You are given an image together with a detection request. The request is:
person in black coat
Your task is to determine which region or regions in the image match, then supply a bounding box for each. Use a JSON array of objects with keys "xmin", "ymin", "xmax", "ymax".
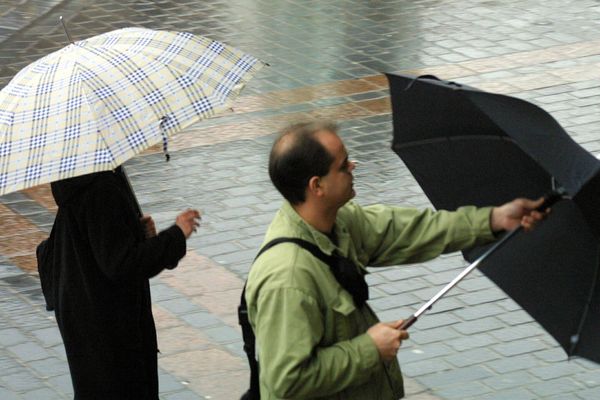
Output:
[{"xmin": 46, "ymin": 167, "xmax": 200, "ymax": 399}]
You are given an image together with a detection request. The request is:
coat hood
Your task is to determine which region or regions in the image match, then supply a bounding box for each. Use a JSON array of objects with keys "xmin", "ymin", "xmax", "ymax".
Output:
[{"xmin": 51, "ymin": 168, "xmax": 122, "ymax": 207}]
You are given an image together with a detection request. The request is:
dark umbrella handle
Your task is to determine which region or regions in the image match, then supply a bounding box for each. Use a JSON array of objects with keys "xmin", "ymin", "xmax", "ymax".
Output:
[
  {"xmin": 399, "ymin": 315, "xmax": 417, "ymax": 330},
  {"xmin": 536, "ymin": 189, "xmax": 566, "ymax": 212}
]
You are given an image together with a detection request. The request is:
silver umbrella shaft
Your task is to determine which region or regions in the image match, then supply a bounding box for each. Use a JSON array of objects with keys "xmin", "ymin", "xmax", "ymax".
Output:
[
  {"xmin": 400, "ymin": 228, "xmax": 520, "ymax": 330},
  {"xmin": 415, "ymin": 228, "xmax": 520, "ymax": 318},
  {"xmin": 399, "ymin": 190, "xmax": 564, "ymax": 331}
]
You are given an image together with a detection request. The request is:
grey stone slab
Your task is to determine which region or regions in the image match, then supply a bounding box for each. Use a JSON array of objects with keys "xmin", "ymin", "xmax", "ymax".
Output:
[
  {"xmin": 368, "ymin": 292, "xmax": 421, "ymax": 311},
  {"xmin": 486, "ymin": 354, "xmax": 540, "ymax": 374},
  {"xmin": 201, "ymin": 325, "xmax": 240, "ymax": 344},
  {"xmin": 435, "ymin": 381, "xmax": 493, "ymax": 399},
  {"xmin": 456, "ymin": 289, "xmax": 507, "ymax": 306},
  {"xmin": 453, "ymin": 317, "xmax": 505, "ymax": 335},
  {"xmin": 180, "ymin": 311, "xmax": 221, "ymax": 329},
  {"xmin": 47, "ymin": 374, "xmax": 73, "ymax": 396},
  {"xmin": 1, "ymin": 370, "xmax": 45, "ymax": 392},
  {"xmin": 8, "ymin": 342, "xmax": 52, "ymax": 362},
  {"xmin": 418, "ymin": 365, "xmax": 495, "ymax": 388},
  {"xmin": 158, "ymin": 372, "xmax": 188, "ymax": 393},
  {"xmin": 445, "ymin": 347, "xmax": 501, "ymax": 368},
  {"xmin": 0, "ymin": 328, "xmax": 29, "ymax": 346},
  {"xmin": 531, "ymin": 362, "xmax": 588, "ymax": 381},
  {"xmin": 475, "ymin": 387, "xmax": 538, "ymax": 400},
  {"xmin": 453, "ymin": 303, "xmax": 505, "ymax": 321},
  {"xmin": 399, "ymin": 343, "xmax": 455, "ymax": 364},
  {"xmin": 28, "ymin": 357, "xmax": 69, "ymax": 378},
  {"xmin": 402, "ymin": 358, "xmax": 453, "ymax": 377},
  {"xmin": 30, "ymin": 327, "xmax": 62, "ymax": 348},
  {"xmin": 447, "ymin": 333, "xmax": 498, "ymax": 352},
  {"xmin": 22, "ymin": 387, "xmax": 64, "ymax": 400},
  {"xmin": 493, "ymin": 337, "xmax": 550, "ymax": 357},
  {"xmin": 482, "ymin": 370, "xmax": 539, "ymax": 390},
  {"xmin": 0, "ymin": 387, "xmax": 21, "ymax": 400},
  {"xmin": 157, "ymin": 297, "xmax": 200, "ymax": 315},
  {"xmin": 164, "ymin": 390, "xmax": 206, "ymax": 400},
  {"xmin": 576, "ymin": 386, "xmax": 600, "ymax": 400},
  {"xmin": 526, "ymin": 377, "xmax": 585, "ymax": 398}
]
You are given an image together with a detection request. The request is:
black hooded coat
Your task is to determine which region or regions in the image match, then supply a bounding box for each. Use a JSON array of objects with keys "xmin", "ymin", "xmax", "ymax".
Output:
[{"xmin": 48, "ymin": 168, "xmax": 186, "ymax": 399}]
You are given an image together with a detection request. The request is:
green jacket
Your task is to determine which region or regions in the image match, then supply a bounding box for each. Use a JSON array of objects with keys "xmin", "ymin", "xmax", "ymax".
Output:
[{"xmin": 245, "ymin": 201, "xmax": 495, "ymax": 399}]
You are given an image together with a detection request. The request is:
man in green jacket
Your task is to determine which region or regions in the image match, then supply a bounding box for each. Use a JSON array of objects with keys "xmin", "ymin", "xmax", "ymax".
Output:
[{"xmin": 245, "ymin": 120, "xmax": 545, "ymax": 399}]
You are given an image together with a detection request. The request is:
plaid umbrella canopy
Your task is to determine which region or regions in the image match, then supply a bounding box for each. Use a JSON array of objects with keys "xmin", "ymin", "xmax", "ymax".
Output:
[{"xmin": 0, "ymin": 27, "xmax": 263, "ymax": 195}]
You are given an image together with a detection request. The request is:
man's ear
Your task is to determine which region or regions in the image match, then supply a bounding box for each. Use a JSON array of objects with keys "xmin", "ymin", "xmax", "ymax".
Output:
[{"xmin": 307, "ymin": 176, "xmax": 323, "ymax": 196}]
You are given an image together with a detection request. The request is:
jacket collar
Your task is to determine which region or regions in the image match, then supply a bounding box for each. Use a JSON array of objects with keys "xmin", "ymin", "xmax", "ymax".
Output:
[{"xmin": 279, "ymin": 201, "xmax": 351, "ymax": 257}]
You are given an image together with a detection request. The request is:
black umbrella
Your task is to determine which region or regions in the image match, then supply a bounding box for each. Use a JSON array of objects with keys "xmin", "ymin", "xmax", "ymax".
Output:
[{"xmin": 386, "ymin": 72, "xmax": 600, "ymax": 364}]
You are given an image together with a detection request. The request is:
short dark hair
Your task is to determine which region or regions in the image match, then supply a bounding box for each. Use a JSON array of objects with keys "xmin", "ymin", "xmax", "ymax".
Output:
[{"xmin": 269, "ymin": 121, "xmax": 338, "ymax": 204}]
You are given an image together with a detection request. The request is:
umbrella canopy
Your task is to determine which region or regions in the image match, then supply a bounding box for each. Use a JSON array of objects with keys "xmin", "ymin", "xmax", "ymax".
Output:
[
  {"xmin": 0, "ymin": 27, "xmax": 263, "ymax": 195},
  {"xmin": 386, "ymin": 72, "xmax": 600, "ymax": 364}
]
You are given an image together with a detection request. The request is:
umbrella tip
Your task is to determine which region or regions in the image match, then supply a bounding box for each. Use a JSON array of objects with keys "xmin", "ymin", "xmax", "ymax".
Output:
[{"xmin": 59, "ymin": 16, "xmax": 74, "ymax": 45}]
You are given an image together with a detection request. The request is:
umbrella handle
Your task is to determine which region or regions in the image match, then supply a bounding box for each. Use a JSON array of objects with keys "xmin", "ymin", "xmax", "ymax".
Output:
[
  {"xmin": 537, "ymin": 189, "xmax": 566, "ymax": 211},
  {"xmin": 399, "ymin": 315, "xmax": 417, "ymax": 330}
]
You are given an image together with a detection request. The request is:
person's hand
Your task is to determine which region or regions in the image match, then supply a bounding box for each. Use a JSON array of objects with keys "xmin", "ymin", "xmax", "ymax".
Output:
[
  {"xmin": 366, "ymin": 320, "xmax": 409, "ymax": 362},
  {"xmin": 175, "ymin": 209, "xmax": 201, "ymax": 238},
  {"xmin": 490, "ymin": 197, "xmax": 548, "ymax": 232},
  {"xmin": 140, "ymin": 214, "xmax": 157, "ymax": 239}
]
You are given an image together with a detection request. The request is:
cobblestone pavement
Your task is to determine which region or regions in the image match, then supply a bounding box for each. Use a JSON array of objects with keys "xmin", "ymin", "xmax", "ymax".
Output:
[{"xmin": 2, "ymin": 0, "xmax": 600, "ymax": 399}]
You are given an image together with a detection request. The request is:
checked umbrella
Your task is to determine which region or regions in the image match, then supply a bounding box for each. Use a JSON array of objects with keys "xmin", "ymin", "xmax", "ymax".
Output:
[{"xmin": 0, "ymin": 27, "xmax": 264, "ymax": 196}]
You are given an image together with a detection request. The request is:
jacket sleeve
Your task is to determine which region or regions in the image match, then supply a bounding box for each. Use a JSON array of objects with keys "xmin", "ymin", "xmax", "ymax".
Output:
[
  {"xmin": 348, "ymin": 203, "xmax": 495, "ymax": 267},
  {"xmin": 82, "ymin": 186, "xmax": 186, "ymax": 280},
  {"xmin": 254, "ymin": 286, "xmax": 380, "ymax": 398}
]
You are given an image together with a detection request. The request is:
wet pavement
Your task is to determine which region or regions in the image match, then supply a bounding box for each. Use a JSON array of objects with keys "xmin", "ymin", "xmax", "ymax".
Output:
[{"xmin": 2, "ymin": 0, "xmax": 600, "ymax": 399}]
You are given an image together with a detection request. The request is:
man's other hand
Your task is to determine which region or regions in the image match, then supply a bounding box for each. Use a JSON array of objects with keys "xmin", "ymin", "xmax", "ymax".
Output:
[{"xmin": 367, "ymin": 320, "xmax": 409, "ymax": 362}]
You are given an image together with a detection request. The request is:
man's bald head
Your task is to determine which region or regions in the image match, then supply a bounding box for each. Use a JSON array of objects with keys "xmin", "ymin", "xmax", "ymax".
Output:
[{"xmin": 269, "ymin": 121, "xmax": 338, "ymax": 204}]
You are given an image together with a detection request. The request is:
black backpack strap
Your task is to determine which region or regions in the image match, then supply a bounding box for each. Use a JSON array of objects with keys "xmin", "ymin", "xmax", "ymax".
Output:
[
  {"xmin": 238, "ymin": 237, "xmax": 368, "ymax": 400},
  {"xmin": 238, "ymin": 238, "xmax": 308, "ymax": 399}
]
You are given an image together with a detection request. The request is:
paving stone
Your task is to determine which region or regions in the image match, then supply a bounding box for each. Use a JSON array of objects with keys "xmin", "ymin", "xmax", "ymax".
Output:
[
  {"xmin": 157, "ymin": 297, "xmax": 200, "ymax": 315},
  {"xmin": 1, "ymin": 370, "xmax": 45, "ymax": 392},
  {"xmin": 400, "ymin": 343, "xmax": 455, "ymax": 364},
  {"xmin": 474, "ymin": 387, "xmax": 537, "ymax": 400},
  {"xmin": 493, "ymin": 337, "xmax": 550, "ymax": 357},
  {"xmin": 526, "ymin": 377, "xmax": 585, "ymax": 398},
  {"xmin": 531, "ymin": 362, "xmax": 588, "ymax": 381},
  {"xmin": 22, "ymin": 387, "xmax": 64, "ymax": 400},
  {"xmin": 453, "ymin": 317, "xmax": 504, "ymax": 335},
  {"xmin": 47, "ymin": 374, "xmax": 74, "ymax": 396},
  {"xmin": 482, "ymin": 370, "xmax": 538, "ymax": 390},
  {"xmin": 445, "ymin": 347, "xmax": 501, "ymax": 368},
  {"xmin": 28, "ymin": 356, "xmax": 70, "ymax": 378},
  {"xmin": 486, "ymin": 354, "xmax": 539, "ymax": 374},
  {"xmin": 576, "ymin": 386, "xmax": 600, "ymax": 400},
  {"xmin": 418, "ymin": 365, "xmax": 495, "ymax": 389},
  {"xmin": 435, "ymin": 381, "xmax": 493, "ymax": 399},
  {"xmin": 0, "ymin": 328, "xmax": 29, "ymax": 346},
  {"xmin": 158, "ymin": 372, "xmax": 188, "ymax": 393},
  {"xmin": 164, "ymin": 390, "xmax": 206, "ymax": 400},
  {"xmin": 30, "ymin": 327, "xmax": 62, "ymax": 347},
  {"xmin": 453, "ymin": 303, "xmax": 505, "ymax": 321},
  {"xmin": 403, "ymin": 358, "xmax": 453, "ymax": 377},
  {"xmin": 179, "ymin": 312, "xmax": 221, "ymax": 329},
  {"xmin": 0, "ymin": 387, "xmax": 21, "ymax": 400},
  {"xmin": 201, "ymin": 325, "xmax": 240, "ymax": 345},
  {"xmin": 8, "ymin": 342, "xmax": 52, "ymax": 362}
]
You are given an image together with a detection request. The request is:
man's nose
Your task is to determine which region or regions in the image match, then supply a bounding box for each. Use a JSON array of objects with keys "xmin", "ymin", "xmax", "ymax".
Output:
[{"xmin": 349, "ymin": 160, "xmax": 357, "ymax": 171}]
